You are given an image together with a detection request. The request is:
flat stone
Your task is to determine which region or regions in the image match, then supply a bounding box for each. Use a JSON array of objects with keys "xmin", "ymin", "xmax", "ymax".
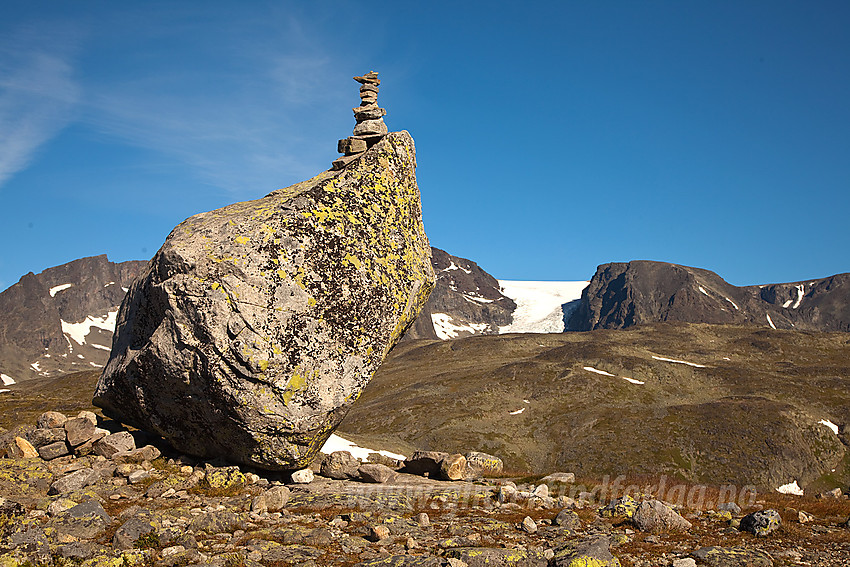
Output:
[
  {"xmin": 353, "ymin": 106, "xmax": 386, "ymax": 121},
  {"xmin": 29, "ymin": 427, "xmax": 68, "ymax": 448},
  {"xmin": 64, "ymin": 417, "xmax": 97, "ymax": 447},
  {"xmin": 359, "ymin": 92, "xmax": 378, "ymax": 105},
  {"xmin": 338, "ymin": 137, "xmax": 368, "ymax": 155},
  {"xmin": 112, "ymin": 445, "xmax": 161, "ymax": 464},
  {"xmin": 445, "ymin": 547, "xmax": 548, "ymax": 567},
  {"xmin": 692, "ymin": 546, "xmax": 773, "ymax": 566},
  {"xmin": 38, "ymin": 440, "xmax": 71, "ymax": 460},
  {"xmin": 465, "ymin": 451, "xmax": 503, "ymax": 477},
  {"xmin": 353, "ymin": 118, "xmax": 387, "ymax": 137},
  {"xmin": 551, "ymin": 536, "xmax": 621, "ymax": 567},
  {"xmin": 359, "ymin": 83, "xmax": 379, "ymax": 94},
  {"xmin": 331, "ymin": 154, "xmax": 362, "ymax": 170},
  {"xmin": 49, "ymin": 468, "xmax": 100, "ymax": 495},
  {"xmin": 353, "ymin": 71, "xmax": 380, "ymax": 85}
]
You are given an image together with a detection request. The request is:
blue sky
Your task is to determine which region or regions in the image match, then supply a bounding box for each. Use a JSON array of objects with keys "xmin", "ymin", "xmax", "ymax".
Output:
[{"xmin": 1, "ymin": 1, "xmax": 848, "ymax": 292}]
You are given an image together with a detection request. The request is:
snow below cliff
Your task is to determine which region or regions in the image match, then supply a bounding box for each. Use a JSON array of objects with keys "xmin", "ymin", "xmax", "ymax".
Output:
[{"xmin": 498, "ymin": 280, "xmax": 589, "ymax": 333}]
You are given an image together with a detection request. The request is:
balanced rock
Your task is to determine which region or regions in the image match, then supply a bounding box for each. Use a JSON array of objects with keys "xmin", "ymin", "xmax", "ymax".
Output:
[{"xmin": 94, "ymin": 130, "xmax": 434, "ymax": 470}]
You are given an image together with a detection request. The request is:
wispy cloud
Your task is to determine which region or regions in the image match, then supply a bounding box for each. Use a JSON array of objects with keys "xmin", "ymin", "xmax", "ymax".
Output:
[
  {"xmin": 83, "ymin": 11, "xmax": 355, "ymax": 196},
  {"xmin": 0, "ymin": 28, "xmax": 81, "ymax": 189}
]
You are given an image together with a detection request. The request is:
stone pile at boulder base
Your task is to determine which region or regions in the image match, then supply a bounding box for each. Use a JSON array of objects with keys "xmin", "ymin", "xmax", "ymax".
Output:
[
  {"xmin": 333, "ymin": 71, "xmax": 388, "ymax": 170},
  {"xmin": 94, "ymin": 127, "xmax": 435, "ymax": 471}
]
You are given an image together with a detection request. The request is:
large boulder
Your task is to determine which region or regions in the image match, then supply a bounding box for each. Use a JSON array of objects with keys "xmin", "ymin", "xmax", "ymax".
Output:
[{"xmin": 93, "ymin": 131, "xmax": 434, "ymax": 470}]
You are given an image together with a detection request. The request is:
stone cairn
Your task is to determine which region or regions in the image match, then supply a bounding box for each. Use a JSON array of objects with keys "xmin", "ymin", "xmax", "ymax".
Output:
[{"xmin": 332, "ymin": 71, "xmax": 388, "ymax": 170}]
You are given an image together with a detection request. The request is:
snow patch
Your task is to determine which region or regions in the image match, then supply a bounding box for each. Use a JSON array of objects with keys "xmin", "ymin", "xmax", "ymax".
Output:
[
  {"xmin": 90, "ymin": 362, "xmax": 104, "ymax": 368},
  {"xmin": 0, "ymin": 389, "xmax": 10, "ymax": 394},
  {"xmin": 91, "ymin": 344, "xmax": 111, "ymax": 351},
  {"xmin": 776, "ymin": 481, "xmax": 804, "ymax": 496},
  {"xmin": 431, "ymin": 313, "xmax": 488, "ymax": 340},
  {"xmin": 498, "ymin": 280, "xmax": 588, "ymax": 333},
  {"xmin": 509, "ymin": 408, "xmax": 526, "ymax": 415},
  {"xmin": 724, "ymin": 297, "xmax": 739, "ymax": 310},
  {"xmin": 1, "ymin": 373, "xmax": 15, "ymax": 386},
  {"xmin": 766, "ymin": 313, "xmax": 776, "ymax": 330},
  {"xmin": 320, "ymin": 433, "xmax": 406, "ymax": 461},
  {"xmin": 792, "ymin": 284, "xmax": 805, "ymax": 309},
  {"xmin": 652, "ymin": 356, "xmax": 707, "ymax": 368},
  {"xmin": 442, "ymin": 260, "xmax": 472, "ymax": 274},
  {"xmin": 62, "ymin": 310, "xmax": 119, "ymax": 346},
  {"xmin": 584, "ymin": 366, "xmax": 644, "ymax": 385},
  {"xmin": 583, "ymin": 366, "xmax": 615, "ymax": 377},
  {"xmin": 49, "ymin": 283, "xmax": 73, "ymax": 297},
  {"xmin": 104, "ymin": 282, "xmax": 115, "ymax": 287},
  {"xmin": 461, "ymin": 293, "xmax": 494, "ymax": 304},
  {"xmin": 698, "ymin": 286, "xmax": 709, "ymax": 296},
  {"xmin": 122, "ymin": 287, "xmax": 129, "ymax": 292},
  {"xmin": 819, "ymin": 419, "xmax": 839, "ymax": 435},
  {"xmin": 30, "ymin": 361, "xmax": 42, "ymax": 372}
]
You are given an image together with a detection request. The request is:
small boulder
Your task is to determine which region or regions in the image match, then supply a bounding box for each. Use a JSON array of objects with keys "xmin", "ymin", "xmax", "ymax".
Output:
[
  {"xmin": 321, "ymin": 451, "xmax": 361, "ymax": 480},
  {"xmin": 64, "ymin": 417, "xmax": 97, "ymax": 447},
  {"xmin": 540, "ymin": 472, "xmax": 576, "ymax": 484},
  {"xmin": 112, "ymin": 445, "xmax": 161, "ymax": 464},
  {"xmin": 358, "ymin": 463, "xmax": 397, "ymax": 484},
  {"xmin": 554, "ymin": 509, "xmax": 581, "ymax": 530},
  {"xmin": 37, "ymin": 411, "xmax": 68, "ymax": 429},
  {"xmin": 49, "ymin": 468, "xmax": 100, "ymax": 495},
  {"xmin": 439, "ymin": 453, "xmax": 467, "ymax": 481},
  {"xmin": 38, "ymin": 440, "xmax": 71, "ymax": 460},
  {"xmin": 632, "ymin": 499, "xmax": 692, "ymax": 533},
  {"xmin": 551, "ymin": 536, "xmax": 621, "ymax": 567},
  {"xmin": 692, "ymin": 546, "xmax": 773, "ymax": 566},
  {"xmin": 521, "ymin": 516, "xmax": 537, "ymax": 534},
  {"xmin": 740, "ymin": 509, "xmax": 781, "ymax": 537},
  {"xmin": 8, "ymin": 437, "xmax": 39, "ymax": 459},
  {"xmin": 716, "ymin": 501, "xmax": 742, "ymax": 515},
  {"xmin": 464, "ymin": 451, "xmax": 503, "ymax": 477},
  {"xmin": 252, "ymin": 485, "xmax": 290, "ymax": 513},
  {"xmin": 93, "ymin": 431, "xmax": 136, "ymax": 458},
  {"xmin": 200, "ymin": 466, "xmax": 246, "ymax": 492},
  {"xmin": 29, "ymin": 427, "xmax": 66, "ymax": 448},
  {"xmin": 290, "ymin": 468, "xmax": 314, "ymax": 484}
]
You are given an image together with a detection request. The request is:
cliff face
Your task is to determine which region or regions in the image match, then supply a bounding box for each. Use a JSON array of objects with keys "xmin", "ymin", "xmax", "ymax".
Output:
[
  {"xmin": 0, "ymin": 255, "xmax": 147, "ymax": 382},
  {"xmin": 568, "ymin": 260, "xmax": 850, "ymax": 332}
]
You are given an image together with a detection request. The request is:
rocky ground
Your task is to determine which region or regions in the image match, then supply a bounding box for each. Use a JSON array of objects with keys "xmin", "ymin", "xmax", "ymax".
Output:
[{"xmin": 2, "ymin": 411, "xmax": 850, "ymax": 566}]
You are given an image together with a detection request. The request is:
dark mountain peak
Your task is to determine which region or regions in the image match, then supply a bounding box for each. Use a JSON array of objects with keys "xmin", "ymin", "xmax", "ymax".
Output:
[{"xmin": 569, "ymin": 260, "xmax": 850, "ymax": 332}]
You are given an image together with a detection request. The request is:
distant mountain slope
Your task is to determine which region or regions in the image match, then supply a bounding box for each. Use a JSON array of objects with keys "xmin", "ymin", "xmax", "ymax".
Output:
[
  {"xmin": 340, "ymin": 323, "xmax": 850, "ymax": 489},
  {"xmin": 0, "ymin": 255, "xmax": 147, "ymax": 382},
  {"xmin": 402, "ymin": 248, "xmax": 516, "ymax": 340},
  {"xmin": 568, "ymin": 260, "xmax": 850, "ymax": 332}
]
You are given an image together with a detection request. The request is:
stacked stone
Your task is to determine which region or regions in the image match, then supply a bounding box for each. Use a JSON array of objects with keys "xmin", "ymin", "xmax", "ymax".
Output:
[{"xmin": 333, "ymin": 71, "xmax": 388, "ymax": 170}]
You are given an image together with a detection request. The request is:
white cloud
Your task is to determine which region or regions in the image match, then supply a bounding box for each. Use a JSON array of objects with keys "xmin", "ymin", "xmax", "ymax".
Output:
[{"xmin": 0, "ymin": 27, "xmax": 81, "ymax": 189}]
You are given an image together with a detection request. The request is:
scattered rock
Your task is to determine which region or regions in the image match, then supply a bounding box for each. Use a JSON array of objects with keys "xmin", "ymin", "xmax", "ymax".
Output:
[
  {"xmin": 416, "ymin": 512, "xmax": 430, "ymax": 527},
  {"xmin": 551, "ymin": 536, "xmax": 621, "ymax": 567},
  {"xmin": 521, "ymin": 516, "xmax": 537, "ymax": 534},
  {"xmin": 540, "ymin": 472, "xmax": 576, "ymax": 484},
  {"xmin": 740, "ymin": 509, "xmax": 781, "ymax": 537},
  {"xmin": 692, "ymin": 546, "xmax": 774, "ymax": 566},
  {"xmin": 200, "ymin": 465, "xmax": 246, "ymax": 492},
  {"xmin": 632, "ymin": 499, "xmax": 692, "ymax": 533},
  {"xmin": 93, "ymin": 431, "xmax": 136, "ymax": 458},
  {"xmin": 38, "ymin": 440, "xmax": 70, "ymax": 460},
  {"xmin": 252, "ymin": 485, "xmax": 290, "ymax": 513},
  {"xmin": 673, "ymin": 559, "xmax": 697, "ymax": 567},
  {"xmin": 37, "ymin": 411, "xmax": 68, "ymax": 429},
  {"xmin": 600, "ymin": 495, "xmax": 640, "ymax": 518},
  {"xmin": 821, "ymin": 487, "xmax": 844, "ymax": 499},
  {"xmin": 112, "ymin": 445, "xmax": 161, "ymax": 464},
  {"xmin": 321, "ymin": 451, "xmax": 361, "ymax": 480},
  {"xmin": 64, "ymin": 417, "xmax": 97, "ymax": 447},
  {"xmin": 359, "ymin": 463, "xmax": 397, "ymax": 483},
  {"xmin": 369, "ymin": 524, "xmax": 390, "ymax": 541},
  {"xmin": 290, "ymin": 468, "xmax": 314, "ymax": 484},
  {"xmin": 716, "ymin": 501, "xmax": 742, "ymax": 515},
  {"xmin": 48, "ymin": 468, "xmax": 100, "ymax": 495},
  {"xmin": 444, "ymin": 547, "xmax": 548, "ymax": 567},
  {"xmin": 554, "ymin": 508, "xmax": 581, "ymax": 530}
]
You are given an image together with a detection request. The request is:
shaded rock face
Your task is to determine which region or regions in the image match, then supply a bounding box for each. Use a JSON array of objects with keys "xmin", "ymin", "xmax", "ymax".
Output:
[
  {"xmin": 403, "ymin": 248, "xmax": 516, "ymax": 340},
  {"xmin": 568, "ymin": 260, "xmax": 850, "ymax": 332},
  {"xmin": 94, "ymin": 131, "xmax": 434, "ymax": 471}
]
